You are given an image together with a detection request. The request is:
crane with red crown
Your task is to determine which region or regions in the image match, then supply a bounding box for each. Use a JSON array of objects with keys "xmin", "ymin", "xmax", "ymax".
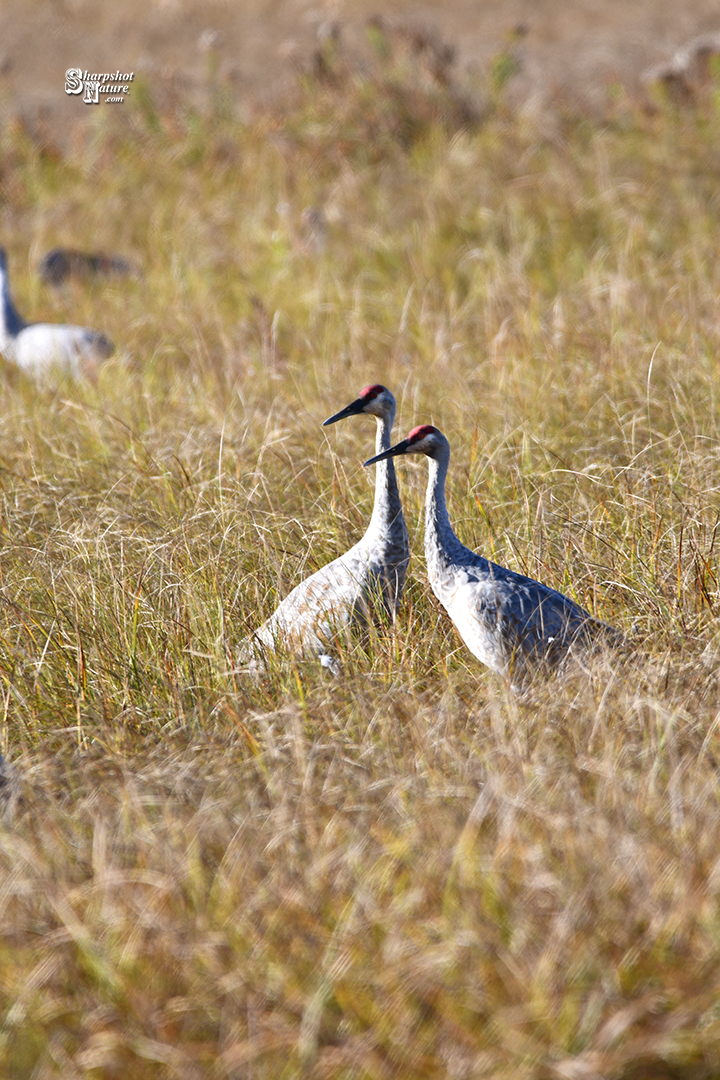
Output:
[
  {"xmin": 241, "ymin": 385, "xmax": 410, "ymax": 672},
  {"xmin": 365, "ymin": 424, "xmax": 622, "ymax": 688}
]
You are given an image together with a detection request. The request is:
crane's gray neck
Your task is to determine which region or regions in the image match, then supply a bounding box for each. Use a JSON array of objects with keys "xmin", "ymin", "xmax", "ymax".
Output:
[
  {"xmin": 366, "ymin": 408, "xmax": 404, "ymax": 539},
  {"xmin": 0, "ymin": 260, "xmax": 26, "ymax": 346},
  {"xmin": 424, "ymin": 442, "xmax": 468, "ymax": 569}
]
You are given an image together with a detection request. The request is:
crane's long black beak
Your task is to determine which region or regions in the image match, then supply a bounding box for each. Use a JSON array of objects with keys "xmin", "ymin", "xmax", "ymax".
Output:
[
  {"xmin": 363, "ymin": 438, "xmax": 410, "ymax": 467},
  {"xmin": 323, "ymin": 397, "xmax": 366, "ymax": 426}
]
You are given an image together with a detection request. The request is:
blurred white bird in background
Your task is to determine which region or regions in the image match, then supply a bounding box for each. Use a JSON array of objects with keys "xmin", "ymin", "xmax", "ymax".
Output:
[{"xmin": 0, "ymin": 247, "xmax": 114, "ymax": 377}]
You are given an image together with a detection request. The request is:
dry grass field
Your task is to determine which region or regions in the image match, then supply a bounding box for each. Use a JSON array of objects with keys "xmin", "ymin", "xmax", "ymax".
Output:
[{"xmin": 3, "ymin": 11, "xmax": 720, "ymax": 1080}]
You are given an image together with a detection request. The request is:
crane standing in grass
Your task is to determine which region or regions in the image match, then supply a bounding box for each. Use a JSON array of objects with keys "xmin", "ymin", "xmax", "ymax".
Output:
[
  {"xmin": 365, "ymin": 424, "xmax": 621, "ymax": 688},
  {"xmin": 0, "ymin": 248, "xmax": 114, "ymax": 377},
  {"xmin": 242, "ymin": 385, "xmax": 410, "ymax": 671}
]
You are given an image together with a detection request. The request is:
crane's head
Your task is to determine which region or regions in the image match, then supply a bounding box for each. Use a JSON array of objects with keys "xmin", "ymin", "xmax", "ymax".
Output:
[
  {"xmin": 363, "ymin": 424, "xmax": 444, "ymax": 466},
  {"xmin": 323, "ymin": 384, "xmax": 395, "ymax": 426}
]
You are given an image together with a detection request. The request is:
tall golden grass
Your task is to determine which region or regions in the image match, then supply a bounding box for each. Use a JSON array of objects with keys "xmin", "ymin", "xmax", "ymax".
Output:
[{"xmin": 2, "ymin": 27, "xmax": 720, "ymax": 1078}]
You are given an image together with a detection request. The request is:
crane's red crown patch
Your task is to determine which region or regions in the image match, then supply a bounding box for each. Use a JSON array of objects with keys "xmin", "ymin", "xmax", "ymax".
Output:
[
  {"xmin": 408, "ymin": 425, "xmax": 438, "ymax": 442},
  {"xmin": 360, "ymin": 384, "xmax": 384, "ymax": 399}
]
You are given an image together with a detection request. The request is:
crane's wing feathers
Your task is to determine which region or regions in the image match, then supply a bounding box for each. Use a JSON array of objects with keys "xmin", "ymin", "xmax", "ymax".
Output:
[
  {"xmin": 241, "ymin": 538, "xmax": 409, "ymax": 667},
  {"xmin": 435, "ymin": 552, "xmax": 620, "ymax": 678}
]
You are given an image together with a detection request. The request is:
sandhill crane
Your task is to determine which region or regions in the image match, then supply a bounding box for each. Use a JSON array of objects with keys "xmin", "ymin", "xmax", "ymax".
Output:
[
  {"xmin": 365, "ymin": 424, "xmax": 621, "ymax": 688},
  {"xmin": 242, "ymin": 385, "xmax": 410, "ymax": 672},
  {"xmin": 0, "ymin": 248, "xmax": 114, "ymax": 377}
]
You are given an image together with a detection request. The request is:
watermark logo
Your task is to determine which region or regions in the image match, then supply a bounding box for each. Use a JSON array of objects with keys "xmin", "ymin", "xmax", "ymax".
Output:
[{"xmin": 65, "ymin": 69, "xmax": 134, "ymax": 104}]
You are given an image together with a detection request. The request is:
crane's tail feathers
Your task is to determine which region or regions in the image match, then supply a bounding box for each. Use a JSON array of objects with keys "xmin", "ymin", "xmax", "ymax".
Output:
[{"xmin": 581, "ymin": 617, "xmax": 626, "ymax": 651}]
